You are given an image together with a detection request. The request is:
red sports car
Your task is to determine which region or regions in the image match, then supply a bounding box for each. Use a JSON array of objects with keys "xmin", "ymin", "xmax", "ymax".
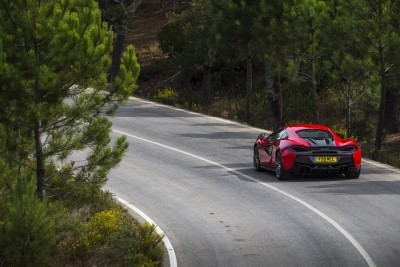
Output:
[{"xmin": 253, "ymin": 124, "xmax": 361, "ymax": 180}]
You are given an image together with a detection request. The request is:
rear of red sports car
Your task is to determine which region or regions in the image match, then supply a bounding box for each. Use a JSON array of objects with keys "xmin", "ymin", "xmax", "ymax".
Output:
[{"xmin": 254, "ymin": 124, "xmax": 361, "ymax": 180}]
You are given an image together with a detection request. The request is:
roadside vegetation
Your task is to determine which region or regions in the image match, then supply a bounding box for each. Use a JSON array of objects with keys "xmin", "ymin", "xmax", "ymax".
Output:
[
  {"xmin": 133, "ymin": 0, "xmax": 400, "ymax": 168},
  {"xmin": 0, "ymin": 0, "xmax": 163, "ymax": 266}
]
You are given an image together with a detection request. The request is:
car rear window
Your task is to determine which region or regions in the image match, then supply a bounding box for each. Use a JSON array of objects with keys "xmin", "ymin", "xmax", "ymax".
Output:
[{"xmin": 296, "ymin": 130, "xmax": 333, "ymax": 139}]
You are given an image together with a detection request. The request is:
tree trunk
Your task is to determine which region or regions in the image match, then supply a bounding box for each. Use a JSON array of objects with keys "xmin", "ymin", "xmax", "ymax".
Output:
[
  {"xmin": 383, "ymin": 88, "xmax": 400, "ymax": 133},
  {"xmin": 265, "ymin": 58, "xmax": 279, "ymax": 124},
  {"xmin": 34, "ymin": 41, "xmax": 45, "ymax": 200},
  {"xmin": 293, "ymin": 83, "xmax": 298, "ymax": 121},
  {"xmin": 375, "ymin": 80, "xmax": 386, "ymax": 153},
  {"xmin": 310, "ymin": 21, "xmax": 320, "ymax": 123},
  {"xmin": 202, "ymin": 48, "xmax": 215, "ymax": 104},
  {"xmin": 202, "ymin": 64, "xmax": 211, "ymax": 104},
  {"xmin": 245, "ymin": 47, "xmax": 253, "ymax": 122},
  {"xmin": 311, "ymin": 58, "xmax": 320, "ymax": 123},
  {"xmin": 311, "ymin": 69, "xmax": 319, "ymax": 122},
  {"xmin": 374, "ymin": 38, "xmax": 386, "ymax": 154},
  {"xmin": 109, "ymin": 28, "xmax": 126, "ymax": 82},
  {"xmin": 34, "ymin": 120, "xmax": 45, "ymax": 200},
  {"xmin": 346, "ymin": 84, "xmax": 351, "ymax": 137},
  {"xmin": 277, "ymin": 63, "xmax": 283, "ymax": 127}
]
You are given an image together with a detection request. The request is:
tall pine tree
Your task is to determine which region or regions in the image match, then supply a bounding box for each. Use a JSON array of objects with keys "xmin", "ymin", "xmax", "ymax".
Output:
[
  {"xmin": 0, "ymin": 0, "xmax": 140, "ymax": 199},
  {"xmin": 210, "ymin": 0, "xmax": 261, "ymax": 121},
  {"xmin": 287, "ymin": 0, "xmax": 333, "ymax": 123}
]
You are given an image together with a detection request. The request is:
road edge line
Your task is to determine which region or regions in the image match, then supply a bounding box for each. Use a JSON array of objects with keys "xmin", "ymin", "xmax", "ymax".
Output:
[{"xmin": 115, "ymin": 196, "xmax": 178, "ymax": 267}]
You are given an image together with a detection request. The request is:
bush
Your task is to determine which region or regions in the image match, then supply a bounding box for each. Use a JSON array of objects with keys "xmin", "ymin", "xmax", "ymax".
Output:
[
  {"xmin": 1, "ymin": 165, "xmax": 164, "ymax": 266},
  {"xmin": 44, "ymin": 181, "xmax": 164, "ymax": 266},
  {"xmin": 157, "ymin": 86, "xmax": 179, "ymax": 105},
  {"xmin": 62, "ymin": 208, "xmax": 163, "ymax": 266},
  {"xmin": 48, "ymin": 172, "xmax": 119, "ymax": 214},
  {"xmin": 0, "ymin": 176, "xmax": 55, "ymax": 267},
  {"xmin": 332, "ymin": 126, "xmax": 359, "ymax": 142}
]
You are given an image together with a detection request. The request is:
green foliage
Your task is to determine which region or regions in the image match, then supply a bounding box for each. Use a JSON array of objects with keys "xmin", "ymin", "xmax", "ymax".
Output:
[
  {"xmin": 158, "ymin": 15, "xmax": 185, "ymax": 56},
  {"xmin": 47, "ymin": 170, "xmax": 119, "ymax": 214},
  {"xmin": 157, "ymin": 86, "xmax": 179, "ymax": 106},
  {"xmin": 53, "ymin": 202, "xmax": 163, "ymax": 266},
  {"xmin": 158, "ymin": 0, "xmax": 212, "ymax": 68},
  {"xmin": 0, "ymin": 1, "xmax": 161, "ymax": 265},
  {"xmin": 134, "ymin": 222, "xmax": 164, "ymax": 263},
  {"xmin": 78, "ymin": 212, "xmax": 163, "ymax": 266},
  {"xmin": 151, "ymin": 1, "xmax": 400, "ymax": 163},
  {"xmin": 0, "ymin": 0, "xmax": 139, "ymax": 199},
  {"xmin": 210, "ymin": 0, "xmax": 257, "ymax": 57},
  {"xmin": 33, "ymin": 168, "xmax": 164, "ymax": 265},
  {"xmin": 0, "ymin": 176, "xmax": 55, "ymax": 266},
  {"xmin": 71, "ymin": 209, "xmax": 124, "ymax": 261}
]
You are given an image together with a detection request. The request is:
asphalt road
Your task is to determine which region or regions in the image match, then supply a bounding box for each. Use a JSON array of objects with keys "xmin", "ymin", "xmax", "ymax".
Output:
[{"xmin": 106, "ymin": 97, "xmax": 400, "ymax": 267}]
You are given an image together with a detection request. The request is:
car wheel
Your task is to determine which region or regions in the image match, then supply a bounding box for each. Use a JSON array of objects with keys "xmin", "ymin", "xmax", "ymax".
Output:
[
  {"xmin": 346, "ymin": 167, "xmax": 360, "ymax": 179},
  {"xmin": 253, "ymin": 146, "xmax": 263, "ymax": 172},
  {"xmin": 276, "ymin": 151, "xmax": 291, "ymax": 180}
]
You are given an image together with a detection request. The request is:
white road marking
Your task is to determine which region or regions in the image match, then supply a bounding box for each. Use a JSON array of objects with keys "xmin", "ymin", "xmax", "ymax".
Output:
[
  {"xmin": 116, "ymin": 196, "xmax": 178, "ymax": 267},
  {"xmin": 113, "ymin": 129, "xmax": 376, "ymax": 267}
]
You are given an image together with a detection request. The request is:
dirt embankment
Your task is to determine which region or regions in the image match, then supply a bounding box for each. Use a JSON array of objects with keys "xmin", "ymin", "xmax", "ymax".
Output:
[{"xmin": 126, "ymin": 0, "xmax": 167, "ymax": 68}]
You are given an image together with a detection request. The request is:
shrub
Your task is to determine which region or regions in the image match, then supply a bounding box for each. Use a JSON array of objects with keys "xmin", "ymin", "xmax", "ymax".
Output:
[
  {"xmin": 157, "ymin": 86, "xmax": 179, "ymax": 105},
  {"xmin": 84, "ymin": 209, "xmax": 124, "ymax": 246},
  {"xmin": 135, "ymin": 222, "xmax": 164, "ymax": 263},
  {"xmin": 332, "ymin": 126, "xmax": 359, "ymax": 142},
  {"xmin": 48, "ymin": 173, "xmax": 119, "ymax": 214},
  {"xmin": 0, "ymin": 176, "xmax": 55, "ymax": 266},
  {"xmin": 66, "ymin": 209, "xmax": 163, "ymax": 266}
]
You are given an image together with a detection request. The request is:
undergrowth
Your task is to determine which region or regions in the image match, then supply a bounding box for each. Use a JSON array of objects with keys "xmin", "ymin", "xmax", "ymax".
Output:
[{"xmin": 0, "ymin": 175, "xmax": 164, "ymax": 267}]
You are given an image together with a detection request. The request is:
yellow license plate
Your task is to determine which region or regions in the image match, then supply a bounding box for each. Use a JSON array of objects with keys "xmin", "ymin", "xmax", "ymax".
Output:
[{"xmin": 315, "ymin": 156, "xmax": 337, "ymax": 163}]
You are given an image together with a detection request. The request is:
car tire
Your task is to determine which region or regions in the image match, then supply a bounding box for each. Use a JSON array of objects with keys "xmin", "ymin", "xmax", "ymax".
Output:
[
  {"xmin": 254, "ymin": 146, "xmax": 263, "ymax": 172},
  {"xmin": 276, "ymin": 151, "xmax": 291, "ymax": 180},
  {"xmin": 346, "ymin": 167, "xmax": 361, "ymax": 179}
]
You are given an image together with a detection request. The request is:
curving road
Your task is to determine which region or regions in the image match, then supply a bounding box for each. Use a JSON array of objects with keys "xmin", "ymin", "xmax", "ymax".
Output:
[{"xmin": 106, "ymin": 97, "xmax": 400, "ymax": 267}]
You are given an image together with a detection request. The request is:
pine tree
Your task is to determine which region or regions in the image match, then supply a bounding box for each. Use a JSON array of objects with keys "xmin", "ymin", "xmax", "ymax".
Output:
[
  {"xmin": 210, "ymin": 0, "xmax": 260, "ymax": 121},
  {"xmin": 0, "ymin": 175, "xmax": 54, "ymax": 266},
  {"xmin": 98, "ymin": 0, "xmax": 142, "ymax": 82},
  {"xmin": 0, "ymin": 0, "xmax": 140, "ymax": 199},
  {"xmin": 336, "ymin": 0, "xmax": 400, "ymax": 153},
  {"xmin": 158, "ymin": 0, "xmax": 213, "ymax": 105},
  {"xmin": 287, "ymin": 0, "xmax": 334, "ymax": 123},
  {"xmin": 328, "ymin": 0, "xmax": 376, "ymax": 136},
  {"xmin": 257, "ymin": 0, "xmax": 292, "ymax": 127}
]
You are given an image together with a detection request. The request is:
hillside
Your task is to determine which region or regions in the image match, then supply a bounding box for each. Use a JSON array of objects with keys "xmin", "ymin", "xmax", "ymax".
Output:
[
  {"xmin": 125, "ymin": 1, "xmax": 400, "ymax": 168},
  {"xmin": 127, "ymin": 1, "xmax": 166, "ymax": 68}
]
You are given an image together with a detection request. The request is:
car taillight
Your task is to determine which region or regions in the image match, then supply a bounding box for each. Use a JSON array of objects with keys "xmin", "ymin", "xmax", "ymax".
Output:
[
  {"xmin": 287, "ymin": 146, "xmax": 310, "ymax": 152},
  {"xmin": 340, "ymin": 145, "xmax": 357, "ymax": 152}
]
